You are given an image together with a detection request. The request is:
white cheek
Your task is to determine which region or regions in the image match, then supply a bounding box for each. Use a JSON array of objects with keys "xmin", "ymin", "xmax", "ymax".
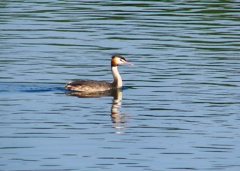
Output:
[{"xmin": 119, "ymin": 59, "xmax": 125, "ymax": 64}]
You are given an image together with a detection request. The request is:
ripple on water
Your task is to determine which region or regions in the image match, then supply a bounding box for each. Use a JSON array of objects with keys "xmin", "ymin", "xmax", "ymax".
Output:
[{"xmin": 1, "ymin": 1, "xmax": 240, "ymax": 171}]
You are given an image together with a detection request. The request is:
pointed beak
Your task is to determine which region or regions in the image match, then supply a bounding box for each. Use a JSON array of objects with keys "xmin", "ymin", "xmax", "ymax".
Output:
[{"xmin": 123, "ymin": 60, "xmax": 134, "ymax": 65}]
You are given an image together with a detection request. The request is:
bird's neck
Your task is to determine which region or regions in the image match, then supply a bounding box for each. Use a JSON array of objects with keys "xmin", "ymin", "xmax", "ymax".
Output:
[{"xmin": 111, "ymin": 66, "xmax": 122, "ymax": 88}]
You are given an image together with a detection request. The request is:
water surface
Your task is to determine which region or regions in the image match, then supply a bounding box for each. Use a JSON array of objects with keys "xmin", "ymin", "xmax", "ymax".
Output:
[{"xmin": 1, "ymin": 1, "xmax": 240, "ymax": 171}]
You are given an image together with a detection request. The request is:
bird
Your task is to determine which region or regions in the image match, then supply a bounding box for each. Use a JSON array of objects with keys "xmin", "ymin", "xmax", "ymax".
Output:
[{"xmin": 64, "ymin": 55, "xmax": 133, "ymax": 92}]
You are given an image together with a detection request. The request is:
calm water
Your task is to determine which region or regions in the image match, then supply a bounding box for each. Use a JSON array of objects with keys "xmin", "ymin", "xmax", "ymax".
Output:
[{"xmin": 1, "ymin": 1, "xmax": 240, "ymax": 171}]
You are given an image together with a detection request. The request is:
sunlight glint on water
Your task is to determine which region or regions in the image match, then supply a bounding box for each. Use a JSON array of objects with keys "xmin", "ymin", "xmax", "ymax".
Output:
[{"xmin": 0, "ymin": 1, "xmax": 240, "ymax": 171}]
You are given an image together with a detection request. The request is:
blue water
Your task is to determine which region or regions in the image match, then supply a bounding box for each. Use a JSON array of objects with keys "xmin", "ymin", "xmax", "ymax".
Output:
[{"xmin": 1, "ymin": 1, "xmax": 240, "ymax": 171}]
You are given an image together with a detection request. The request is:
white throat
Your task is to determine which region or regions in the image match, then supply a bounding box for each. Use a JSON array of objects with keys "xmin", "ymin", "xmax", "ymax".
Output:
[{"xmin": 111, "ymin": 66, "xmax": 122, "ymax": 88}]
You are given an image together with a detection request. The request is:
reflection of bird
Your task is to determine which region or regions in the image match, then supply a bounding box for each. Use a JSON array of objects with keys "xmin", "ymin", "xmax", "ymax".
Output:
[
  {"xmin": 65, "ymin": 89, "xmax": 127, "ymax": 124},
  {"xmin": 65, "ymin": 90, "xmax": 113, "ymax": 98},
  {"xmin": 64, "ymin": 55, "xmax": 133, "ymax": 92}
]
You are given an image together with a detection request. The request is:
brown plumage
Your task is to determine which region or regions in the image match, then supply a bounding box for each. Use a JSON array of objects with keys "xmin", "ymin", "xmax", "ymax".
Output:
[
  {"xmin": 64, "ymin": 55, "xmax": 133, "ymax": 92},
  {"xmin": 65, "ymin": 80, "xmax": 112, "ymax": 92}
]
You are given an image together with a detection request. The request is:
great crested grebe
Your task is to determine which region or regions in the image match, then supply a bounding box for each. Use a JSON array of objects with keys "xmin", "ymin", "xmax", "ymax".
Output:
[{"xmin": 64, "ymin": 55, "xmax": 133, "ymax": 92}]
